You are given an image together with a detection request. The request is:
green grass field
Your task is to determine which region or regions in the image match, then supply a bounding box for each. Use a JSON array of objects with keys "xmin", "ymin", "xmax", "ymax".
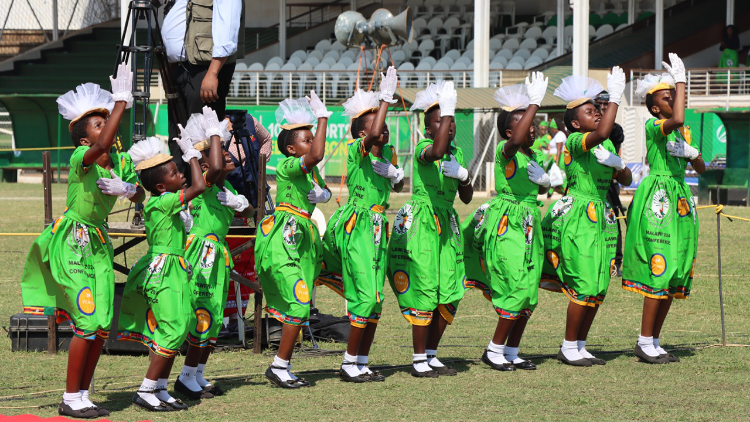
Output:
[{"xmin": 0, "ymin": 183, "xmax": 749, "ymax": 421}]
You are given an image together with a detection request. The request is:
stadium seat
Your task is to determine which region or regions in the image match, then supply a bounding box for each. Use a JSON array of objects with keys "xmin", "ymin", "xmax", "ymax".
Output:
[
  {"xmin": 390, "ymin": 50, "xmax": 406, "ymax": 67},
  {"xmin": 289, "ymin": 50, "xmax": 306, "ymax": 62},
  {"xmin": 267, "ymin": 56, "xmax": 283, "ymax": 68},
  {"xmin": 531, "ymin": 47, "xmax": 549, "ymax": 60},
  {"xmin": 424, "ymin": 0, "xmax": 443, "ymax": 17},
  {"xmin": 615, "ymin": 23, "xmax": 629, "ymax": 31},
  {"xmin": 397, "ymin": 61, "xmax": 415, "ymax": 88},
  {"xmin": 519, "ymin": 38, "xmax": 537, "ymax": 50},
  {"xmin": 308, "ymin": 50, "xmax": 323, "ymax": 61},
  {"xmin": 263, "ymin": 62, "xmax": 281, "ymax": 96},
  {"xmin": 437, "ymin": 56, "xmax": 455, "ymax": 67},
  {"xmin": 601, "ymin": 12, "xmax": 619, "ymax": 26},
  {"xmin": 340, "ymin": 50, "xmax": 358, "ymax": 62},
  {"xmin": 324, "ymin": 50, "xmax": 340, "ymax": 60},
  {"xmin": 542, "ymin": 26, "xmax": 557, "ymax": 45},
  {"xmin": 524, "ymin": 57, "xmax": 543, "ymax": 69},
  {"xmin": 496, "ymin": 0, "xmax": 515, "ymax": 27},
  {"xmin": 287, "ymin": 56, "xmax": 302, "ymax": 68},
  {"xmin": 502, "ymin": 38, "xmax": 520, "ymax": 51},
  {"xmin": 524, "ymin": 26, "xmax": 543, "ymax": 40},
  {"xmin": 505, "ymin": 61, "xmax": 523, "ymax": 70},
  {"xmin": 296, "ymin": 62, "xmax": 313, "ymax": 97},
  {"xmin": 433, "ymin": 61, "xmax": 450, "ymax": 81},
  {"xmin": 415, "ymin": 61, "xmax": 432, "ymax": 87},
  {"xmin": 231, "ymin": 62, "xmax": 247, "ymax": 97},
  {"xmin": 456, "ymin": 0, "xmax": 472, "ymax": 16},
  {"xmin": 402, "ymin": 39, "xmax": 419, "ymax": 59},
  {"xmin": 321, "ymin": 57, "xmax": 337, "ymax": 67},
  {"xmin": 489, "ymin": 38, "xmax": 503, "ymax": 52},
  {"xmin": 279, "ymin": 62, "xmax": 296, "ymax": 97},
  {"xmin": 589, "ymin": 25, "xmax": 597, "ymax": 40},
  {"xmin": 330, "ymin": 41, "xmax": 346, "ymax": 51},
  {"xmin": 445, "ymin": 49, "xmax": 461, "ymax": 62},
  {"xmin": 455, "ymin": 56, "xmax": 472, "ymax": 67},
  {"xmin": 514, "ymin": 48, "xmax": 531, "ymax": 60},
  {"xmin": 338, "ymin": 56, "xmax": 354, "ymax": 68},
  {"xmin": 563, "ymin": 25, "xmax": 573, "ymax": 49},
  {"xmin": 589, "ymin": 13, "xmax": 602, "ymax": 27},
  {"xmin": 490, "ymin": 56, "xmax": 507, "ymax": 68},
  {"xmin": 304, "ymin": 56, "xmax": 320, "ymax": 67},
  {"xmin": 313, "ymin": 63, "xmax": 329, "ymax": 95},
  {"xmin": 461, "ymin": 49, "xmax": 474, "ymax": 60},
  {"xmin": 450, "ymin": 61, "xmax": 467, "ymax": 85},
  {"xmin": 328, "ymin": 62, "xmax": 347, "ymax": 98},
  {"xmin": 420, "ymin": 56, "xmax": 437, "ymax": 67},
  {"xmin": 505, "ymin": 22, "xmax": 529, "ymax": 39},
  {"xmin": 595, "ymin": 24, "xmax": 614, "ymax": 40},
  {"xmin": 426, "ymin": 17, "xmax": 443, "ymax": 39},
  {"xmin": 315, "ymin": 39, "xmax": 331, "ymax": 51},
  {"xmin": 508, "ymin": 56, "xmax": 525, "ymax": 66},
  {"xmin": 346, "ymin": 62, "xmax": 360, "ymax": 91},
  {"xmin": 495, "ymin": 49, "xmax": 513, "ymax": 61},
  {"xmin": 415, "ymin": 39, "xmax": 435, "ymax": 61}
]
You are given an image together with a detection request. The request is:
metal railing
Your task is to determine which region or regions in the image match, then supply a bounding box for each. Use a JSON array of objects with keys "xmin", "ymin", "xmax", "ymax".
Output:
[{"xmin": 630, "ymin": 68, "xmax": 750, "ymax": 110}]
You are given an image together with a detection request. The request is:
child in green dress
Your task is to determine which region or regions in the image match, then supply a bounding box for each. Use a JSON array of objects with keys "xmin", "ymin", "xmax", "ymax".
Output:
[
  {"xmin": 623, "ymin": 53, "xmax": 706, "ymax": 364},
  {"xmin": 540, "ymin": 69, "xmax": 632, "ymax": 367},
  {"xmin": 255, "ymin": 91, "xmax": 331, "ymax": 388},
  {"xmin": 118, "ymin": 134, "xmax": 206, "ymax": 411},
  {"xmin": 387, "ymin": 80, "xmax": 473, "ymax": 377},
  {"xmin": 316, "ymin": 67, "xmax": 405, "ymax": 382},
  {"xmin": 20, "ymin": 66, "xmax": 138, "ymax": 419}
]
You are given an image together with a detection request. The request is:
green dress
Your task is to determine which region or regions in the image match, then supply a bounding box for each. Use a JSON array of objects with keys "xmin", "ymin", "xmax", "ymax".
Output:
[
  {"xmin": 540, "ymin": 133, "xmax": 620, "ymax": 307},
  {"xmin": 463, "ymin": 142, "xmax": 544, "ymax": 319},
  {"xmin": 184, "ymin": 177, "xmax": 237, "ymax": 347},
  {"xmin": 622, "ymin": 119, "xmax": 698, "ymax": 299},
  {"xmin": 118, "ymin": 190, "xmax": 193, "ymax": 358},
  {"xmin": 316, "ymin": 139, "xmax": 397, "ymax": 328},
  {"xmin": 21, "ymin": 147, "xmax": 139, "ymax": 340},
  {"xmin": 255, "ymin": 156, "xmax": 325, "ymax": 326},
  {"xmin": 387, "ymin": 139, "xmax": 466, "ymax": 326}
]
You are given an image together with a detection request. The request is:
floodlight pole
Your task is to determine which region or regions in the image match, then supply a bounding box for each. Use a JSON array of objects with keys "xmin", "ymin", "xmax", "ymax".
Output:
[
  {"xmin": 726, "ymin": 0, "xmax": 734, "ymax": 25},
  {"xmin": 571, "ymin": 0, "xmax": 589, "ymax": 77},
  {"xmin": 655, "ymin": 0, "xmax": 664, "ymax": 69},
  {"xmin": 473, "ymin": 0, "xmax": 489, "ymax": 87},
  {"xmin": 717, "ymin": 212, "xmax": 727, "ymax": 346},
  {"xmin": 279, "ymin": 0, "xmax": 286, "ymax": 59}
]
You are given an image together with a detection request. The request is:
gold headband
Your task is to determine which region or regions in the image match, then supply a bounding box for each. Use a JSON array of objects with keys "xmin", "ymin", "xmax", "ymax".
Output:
[
  {"xmin": 135, "ymin": 154, "xmax": 173, "ymax": 171},
  {"xmin": 424, "ymin": 101, "xmax": 440, "ymax": 113},
  {"xmin": 647, "ymin": 82, "xmax": 673, "ymax": 95},
  {"xmin": 280, "ymin": 123, "xmax": 313, "ymax": 130},
  {"xmin": 193, "ymin": 140, "xmax": 210, "ymax": 152},
  {"xmin": 566, "ymin": 98, "xmax": 592, "ymax": 109},
  {"xmin": 68, "ymin": 108, "xmax": 111, "ymax": 131},
  {"xmin": 351, "ymin": 107, "xmax": 379, "ymax": 120}
]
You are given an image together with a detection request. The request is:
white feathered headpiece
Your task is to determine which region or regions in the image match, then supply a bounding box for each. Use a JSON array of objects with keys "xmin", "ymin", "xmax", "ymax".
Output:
[
  {"xmin": 275, "ymin": 98, "xmax": 315, "ymax": 130},
  {"xmin": 57, "ymin": 83, "xmax": 115, "ymax": 131},
  {"xmin": 635, "ymin": 73, "xmax": 675, "ymax": 98},
  {"xmin": 494, "ymin": 84, "xmax": 530, "ymax": 112},
  {"xmin": 342, "ymin": 90, "xmax": 380, "ymax": 120},
  {"xmin": 128, "ymin": 137, "xmax": 172, "ymax": 171},
  {"xmin": 410, "ymin": 80, "xmax": 452, "ymax": 113},
  {"xmin": 553, "ymin": 75, "xmax": 604, "ymax": 109},
  {"xmin": 183, "ymin": 113, "xmax": 232, "ymax": 152}
]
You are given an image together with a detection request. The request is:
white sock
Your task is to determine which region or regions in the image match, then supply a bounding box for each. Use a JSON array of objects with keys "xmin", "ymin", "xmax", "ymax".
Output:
[
  {"xmin": 653, "ymin": 338, "xmax": 668, "ymax": 355},
  {"xmin": 638, "ymin": 335, "xmax": 660, "ymax": 357},
  {"xmin": 504, "ymin": 346, "xmax": 524, "ymax": 364},
  {"xmin": 137, "ymin": 378, "xmax": 162, "ymax": 407},
  {"xmin": 425, "ymin": 348, "xmax": 445, "ymax": 368},
  {"xmin": 561, "ymin": 339, "xmax": 585, "ymax": 361},
  {"xmin": 62, "ymin": 392, "xmax": 87, "ymax": 411},
  {"xmin": 413, "ymin": 353, "xmax": 432, "ymax": 372},
  {"xmin": 79, "ymin": 390, "xmax": 94, "ymax": 408},
  {"xmin": 356, "ymin": 355, "xmax": 373, "ymax": 374},
  {"xmin": 577, "ymin": 340, "xmax": 596, "ymax": 359},
  {"xmin": 155, "ymin": 378, "xmax": 176, "ymax": 404},
  {"xmin": 178, "ymin": 365, "xmax": 202, "ymax": 392},
  {"xmin": 287, "ymin": 363, "xmax": 298, "ymax": 380},
  {"xmin": 341, "ymin": 352, "xmax": 361, "ymax": 377},
  {"xmin": 486, "ymin": 341, "xmax": 510, "ymax": 365},
  {"xmin": 196, "ymin": 363, "xmax": 211, "ymax": 388},
  {"xmin": 271, "ymin": 356, "xmax": 293, "ymax": 382}
]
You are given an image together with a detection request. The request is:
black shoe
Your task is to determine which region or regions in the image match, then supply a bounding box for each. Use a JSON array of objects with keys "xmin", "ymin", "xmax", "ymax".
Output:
[
  {"xmin": 92, "ymin": 405, "xmax": 110, "ymax": 417},
  {"xmin": 58, "ymin": 402, "xmax": 98, "ymax": 419},
  {"xmin": 202, "ymin": 384, "xmax": 224, "ymax": 396},
  {"xmin": 364, "ymin": 370, "xmax": 386, "ymax": 382},
  {"xmin": 511, "ymin": 359, "xmax": 537, "ymax": 370},
  {"xmin": 659, "ymin": 353, "xmax": 680, "ymax": 362},
  {"xmin": 410, "ymin": 360, "xmax": 439, "ymax": 378},
  {"xmin": 481, "ymin": 351, "xmax": 516, "ymax": 371},
  {"xmin": 634, "ymin": 344, "xmax": 669, "ymax": 364},
  {"xmin": 154, "ymin": 389, "xmax": 188, "ymax": 410},
  {"xmin": 175, "ymin": 378, "xmax": 213, "ymax": 399},
  {"xmin": 339, "ymin": 364, "xmax": 370, "ymax": 383},
  {"xmin": 131, "ymin": 393, "xmax": 174, "ymax": 412},
  {"xmin": 428, "ymin": 363, "xmax": 458, "ymax": 376},
  {"xmin": 556, "ymin": 350, "xmax": 593, "ymax": 367},
  {"xmin": 585, "ymin": 356, "xmax": 607, "ymax": 365},
  {"xmin": 265, "ymin": 366, "xmax": 303, "ymax": 389}
]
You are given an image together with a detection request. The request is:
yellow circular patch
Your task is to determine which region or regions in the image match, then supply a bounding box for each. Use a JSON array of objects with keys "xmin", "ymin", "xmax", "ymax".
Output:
[
  {"xmin": 179, "ymin": 257, "xmax": 189, "ymax": 272},
  {"xmin": 294, "ymin": 279, "xmax": 310, "ymax": 304},
  {"xmin": 497, "ymin": 214, "xmax": 509, "ymax": 236},
  {"xmin": 505, "ymin": 158, "xmax": 517, "ymax": 179},
  {"xmin": 77, "ymin": 287, "xmax": 95, "ymax": 316},
  {"xmin": 677, "ymin": 197, "xmax": 690, "ymax": 217},
  {"xmin": 434, "ymin": 214, "xmax": 441, "ymax": 235},
  {"xmin": 650, "ymin": 254, "xmax": 667, "ymax": 277},
  {"xmin": 204, "ymin": 233, "xmax": 219, "ymax": 242},
  {"xmin": 586, "ymin": 202, "xmax": 597, "ymax": 223},
  {"xmin": 345, "ymin": 212, "xmax": 357, "ymax": 234},
  {"xmin": 146, "ymin": 308, "xmax": 158, "ymax": 333},
  {"xmin": 224, "ymin": 248, "xmax": 230, "ymax": 267},
  {"xmin": 546, "ymin": 250, "xmax": 559, "ymax": 270},
  {"xmin": 195, "ymin": 308, "xmax": 212, "ymax": 334},
  {"xmin": 185, "ymin": 234, "xmax": 195, "ymax": 251},
  {"xmin": 261, "ymin": 215, "xmax": 275, "ymax": 236},
  {"xmin": 51, "ymin": 216, "xmax": 64, "ymax": 234},
  {"xmin": 564, "ymin": 148, "xmax": 572, "ymax": 166},
  {"xmin": 393, "ymin": 270, "xmax": 410, "ymax": 294},
  {"xmin": 690, "ymin": 259, "xmax": 695, "ymax": 278}
]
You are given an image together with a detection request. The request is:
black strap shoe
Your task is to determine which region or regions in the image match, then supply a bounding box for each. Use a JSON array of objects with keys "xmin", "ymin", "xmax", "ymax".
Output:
[
  {"xmin": 339, "ymin": 364, "xmax": 370, "ymax": 383},
  {"xmin": 58, "ymin": 401, "xmax": 99, "ymax": 419},
  {"xmin": 265, "ymin": 365, "xmax": 303, "ymax": 389},
  {"xmin": 634, "ymin": 344, "xmax": 669, "ymax": 364},
  {"xmin": 511, "ymin": 359, "xmax": 537, "ymax": 370},
  {"xmin": 364, "ymin": 370, "xmax": 386, "ymax": 382},
  {"xmin": 585, "ymin": 357, "xmax": 607, "ymax": 365},
  {"xmin": 175, "ymin": 377, "xmax": 214, "ymax": 399},
  {"xmin": 202, "ymin": 384, "xmax": 224, "ymax": 396},
  {"xmin": 154, "ymin": 389, "xmax": 188, "ymax": 410},
  {"xmin": 556, "ymin": 350, "xmax": 593, "ymax": 367},
  {"xmin": 659, "ymin": 353, "xmax": 680, "ymax": 362},
  {"xmin": 131, "ymin": 392, "xmax": 174, "ymax": 412},
  {"xmin": 411, "ymin": 360, "xmax": 439, "ymax": 378},
  {"xmin": 481, "ymin": 350, "xmax": 516, "ymax": 371},
  {"xmin": 93, "ymin": 405, "xmax": 110, "ymax": 417}
]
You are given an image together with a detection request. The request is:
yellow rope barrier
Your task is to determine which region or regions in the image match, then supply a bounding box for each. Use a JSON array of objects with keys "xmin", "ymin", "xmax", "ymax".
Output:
[
  {"xmin": 612, "ymin": 204, "xmax": 750, "ymax": 222},
  {"xmin": 0, "ymin": 146, "xmax": 75, "ymax": 152},
  {"xmin": 0, "ymin": 232, "xmax": 255, "ymax": 239}
]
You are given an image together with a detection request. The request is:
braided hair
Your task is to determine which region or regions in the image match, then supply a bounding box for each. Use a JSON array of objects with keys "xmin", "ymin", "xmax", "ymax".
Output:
[
  {"xmin": 277, "ymin": 129, "xmax": 301, "ymax": 157},
  {"xmin": 563, "ymin": 100, "xmax": 593, "ymax": 133},
  {"xmin": 496, "ymin": 109, "xmax": 525, "ymax": 140}
]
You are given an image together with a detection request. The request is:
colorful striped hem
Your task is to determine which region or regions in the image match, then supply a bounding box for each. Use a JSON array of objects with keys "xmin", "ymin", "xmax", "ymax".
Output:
[
  {"xmin": 400, "ymin": 307, "xmax": 433, "ymax": 326},
  {"xmin": 670, "ymin": 285, "xmax": 690, "ymax": 300},
  {"xmin": 348, "ymin": 312, "xmax": 370, "ymax": 328},
  {"xmin": 465, "ymin": 279, "xmax": 492, "ymax": 302},
  {"xmin": 314, "ymin": 273, "xmax": 344, "ymax": 298},
  {"xmin": 542, "ymin": 278, "xmax": 604, "ymax": 307},
  {"xmin": 437, "ymin": 304, "xmax": 457, "ymax": 325},
  {"xmin": 23, "ymin": 306, "xmax": 104, "ymax": 340},
  {"xmin": 187, "ymin": 333, "xmax": 217, "ymax": 348},
  {"xmin": 494, "ymin": 307, "xmax": 533, "ymax": 320},
  {"xmin": 622, "ymin": 280, "xmax": 671, "ymax": 299},
  {"xmin": 117, "ymin": 331, "xmax": 179, "ymax": 358},
  {"xmin": 265, "ymin": 306, "xmax": 308, "ymax": 326}
]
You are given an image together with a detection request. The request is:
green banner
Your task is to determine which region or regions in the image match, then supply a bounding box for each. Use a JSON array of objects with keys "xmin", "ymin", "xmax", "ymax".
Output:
[{"xmin": 685, "ymin": 110, "xmax": 726, "ymax": 163}]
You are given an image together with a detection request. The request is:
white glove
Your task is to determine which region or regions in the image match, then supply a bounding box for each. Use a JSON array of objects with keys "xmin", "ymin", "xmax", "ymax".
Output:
[
  {"xmin": 666, "ymin": 140, "xmax": 700, "ymax": 161},
  {"xmin": 180, "ymin": 210, "xmax": 193, "ymax": 233},
  {"xmin": 441, "ymin": 154, "xmax": 469, "ymax": 182},
  {"xmin": 662, "ymin": 52, "xmax": 686, "ymax": 84},
  {"xmin": 202, "ymin": 106, "xmax": 222, "ymax": 139},
  {"xmin": 306, "ymin": 90, "xmax": 332, "ymax": 119},
  {"xmin": 607, "ymin": 66, "xmax": 626, "ymax": 105},
  {"xmin": 110, "ymin": 63, "xmax": 134, "ymax": 109},
  {"xmin": 525, "ymin": 71, "xmax": 548, "ymax": 107},
  {"xmin": 175, "ymin": 123, "xmax": 202, "ymax": 163},
  {"xmin": 372, "ymin": 159, "xmax": 404, "ymax": 187},
  {"xmin": 437, "ymin": 80, "xmax": 457, "ymax": 117},
  {"xmin": 97, "ymin": 169, "xmax": 137, "ymax": 199},
  {"xmin": 526, "ymin": 161, "xmax": 551, "ymax": 188},
  {"xmin": 217, "ymin": 187, "xmax": 250, "ymax": 212},
  {"xmin": 594, "ymin": 145, "xmax": 626, "ymax": 170},
  {"xmin": 307, "ymin": 181, "xmax": 331, "ymax": 204},
  {"xmin": 378, "ymin": 66, "xmax": 398, "ymax": 104}
]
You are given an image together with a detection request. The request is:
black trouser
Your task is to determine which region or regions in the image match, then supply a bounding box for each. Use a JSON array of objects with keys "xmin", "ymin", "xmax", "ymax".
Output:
[
  {"xmin": 606, "ymin": 182, "xmax": 623, "ymax": 267},
  {"xmin": 167, "ymin": 61, "xmax": 236, "ymax": 176}
]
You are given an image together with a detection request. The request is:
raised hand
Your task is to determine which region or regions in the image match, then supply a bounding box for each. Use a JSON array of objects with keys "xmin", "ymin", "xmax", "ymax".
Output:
[
  {"xmin": 378, "ymin": 66, "xmax": 399, "ymax": 104},
  {"xmin": 110, "ymin": 63, "xmax": 133, "ymax": 109},
  {"xmin": 607, "ymin": 66, "xmax": 626, "ymax": 105},
  {"xmin": 662, "ymin": 52, "xmax": 686, "ymax": 84},
  {"xmin": 525, "ymin": 71, "xmax": 549, "ymax": 107},
  {"xmin": 306, "ymin": 90, "xmax": 332, "ymax": 119}
]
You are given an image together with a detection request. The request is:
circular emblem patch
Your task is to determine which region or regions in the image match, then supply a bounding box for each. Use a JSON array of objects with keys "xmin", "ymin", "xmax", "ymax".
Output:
[
  {"xmin": 650, "ymin": 254, "xmax": 667, "ymax": 277},
  {"xmin": 261, "ymin": 215, "xmax": 275, "ymax": 236},
  {"xmin": 293, "ymin": 279, "xmax": 310, "ymax": 304},
  {"xmin": 450, "ymin": 213, "xmax": 460, "ymax": 238},
  {"xmin": 393, "ymin": 204, "xmax": 413, "ymax": 235},
  {"xmin": 651, "ymin": 189, "xmax": 670, "ymax": 220},
  {"xmin": 283, "ymin": 217, "xmax": 301, "ymax": 248},
  {"xmin": 551, "ymin": 196, "xmax": 574, "ymax": 217},
  {"xmin": 345, "ymin": 212, "xmax": 358, "ymax": 234},
  {"xmin": 505, "ymin": 158, "xmax": 517, "ymax": 179},
  {"xmin": 199, "ymin": 243, "xmax": 216, "ymax": 269},
  {"xmin": 146, "ymin": 308, "xmax": 157, "ymax": 334},
  {"xmin": 546, "ymin": 250, "xmax": 559, "ymax": 270},
  {"xmin": 195, "ymin": 308, "xmax": 212, "ymax": 334},
  {"xmin": 371, "ymin": 213, "xmax": 383, "ymax": 246},
  {"xmin": 434, "ymin": 213, "xmax": 442, "ymax": 235},
  {"xmin": 393, "ymin": 270, "xmax": 410, "ymax": 294},
  {"xmin": 77, "ymin": 287, "xmax": 95, "ymax": 316},
  {"xmin": 522, "ymin": 214, "xmax": 534, "ymax": 245},
  {"xmin": 677, "ymin": 197, "xmax": 690, "ymax": 217},
  {"xmin": 497, "ymin": 214, "xmax": 509, "ymax": 236},
  {"xmin": 586, "ymin": 202, "xmax": 598, "ymax": 223}
]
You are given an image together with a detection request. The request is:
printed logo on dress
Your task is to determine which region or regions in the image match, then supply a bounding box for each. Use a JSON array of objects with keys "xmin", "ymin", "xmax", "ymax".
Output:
[
  {"xmin": 261, "ymin": 215, "xmax": 275, "ymax": 236},
  {"xmin": 434, "ymin": 213, "xmax": 442, "ymax": 235},
  {"xmin": 551, "ymin": 196, "xmax": 574, "ymax": 217},
  {"xmin": 73, "ymin": 223, "xmax": 90, "ymax": 249},
  {"xmin": 283, "ymin": 217, "xmax": 301, "ymax": 248},
  {"xmin": 195, "ymin": 308, "xmax": 212, "ymax": 334},
  {"xmin": 393, "ymin": 204, "xmax": 413, "ymax": 235},
  {"xmin": 505, "ymin": 158, "xmax": 517, "ymax": 179},
  {"xmin": 523, "ymin": 214, "xmax": 534, "ymax": 245},
  {"xmin": 146, "ymin": 308, "xmax": 158, "ymax": 334},
  {"xmin": 604, "ymin": 202, "xmax": 616, "ymax": 225},
  {"xmin": 546, "ymin": 250, "xmax": 560, "ymax": 270},
  {"xmin": 586, "ymin": 202, "xmax": 598, "ymax": 223},
  {"xmin": 371, "ymin": 213, "xmax": 383, "ymax": 246},
  {"xmin": 393, "ymin": 270, "xmax": 410, "ymax": 294},
  {"xmin": 77, "ymin": 287, "xmax": 95, "ymax": 316},
  {"xmin": 148, "ymin": 254, "xmax": 167, "ymax": 274},
  {"xmin": 345, "ymin": 212, "xmax": 358, "ymax": 235},
  {"xmin": 293, "ymin": 279, "xmax": 310, "ymax": 304},
  {"xmin": 651, "ymin": 189, "xmax": 670, "ymax": 220},
  {"xmin": 677, "ymin": 197, "xmax": 690, "ymax": 217},
  {"xmin": 199, "ymin": 243, "xmax": 216, "ymax": 270},
  {"xmin": 497, "ymin": 214, "xmax": 509, "ymax": 236},
  {"xmin": 450, "ymin": 213, "xmax": 460, "ymax": 239},
  {"xmin": 650, "ymin": 254, "xmax": 667, "ymax": 277}
]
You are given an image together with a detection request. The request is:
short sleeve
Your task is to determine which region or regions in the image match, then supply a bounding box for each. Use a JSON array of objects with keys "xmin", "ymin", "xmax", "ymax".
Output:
[
  {"xmin": 346, "ymin": 138, "xmax": 367, "ymax": 166},
  {"xmin": 311, "ymin": 166, "xmax": 326, "ymax": 188},
  {"xmin": 158, "ymin": 190, "xmax": 188, "ymax": 215},
  {"xmin": 117, "ymin": 152, "xmax": 141, "ymax": 186},
  {"xmin": 69, "ymin": 146, "xmax": 94, "ymax": 176},
  {"xmin": 276, "ymin": 156, "xmax": 308, "ymax": 180},
  {"xmin": 566, "ymin": 132, "xmax": 590, "ymax": 158},
  {"xmin": 646, "ymin": 118, "xmax": 669, "ymax": 142},
  {"xmin": 416, "ymin": 139, "xmax": 435, "ymax": 165}
]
